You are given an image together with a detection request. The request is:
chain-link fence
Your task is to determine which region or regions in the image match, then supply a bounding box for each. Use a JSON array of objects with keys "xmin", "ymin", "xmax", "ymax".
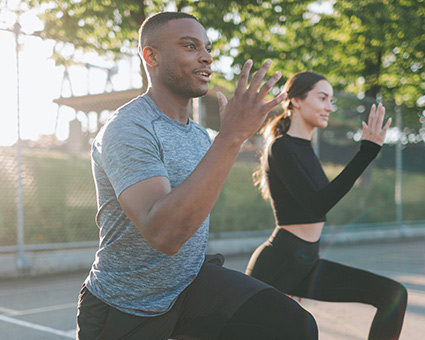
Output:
[
  {"xmin": 0, "ymin": 146, "xmax": 98, "ymax": 250},
  {"xmin": 209, "ymin": 91, "xmax": 425, "ymax": 236},
  {"xmin": 315, "ymin": 92, "xmax": 425, "ymax": 229},
  {"xmin": 1, "ymin": 91, "xmax": 425, "ymax": 267}
]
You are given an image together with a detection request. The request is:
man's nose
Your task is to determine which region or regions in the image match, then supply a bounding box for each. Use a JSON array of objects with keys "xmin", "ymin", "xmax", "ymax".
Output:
[{"xmin": 200, "ymin": 48, "xmax": 213, "ymax": 65}]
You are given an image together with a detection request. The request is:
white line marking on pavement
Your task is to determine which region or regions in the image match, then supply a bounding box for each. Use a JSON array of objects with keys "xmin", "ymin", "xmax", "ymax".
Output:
[
  {"xmin": 0, "ymin": 306, "xmax": 17, "ymax": 314},
  {"xmin": 0, "ymin": 314, "xmax": 75, "ymax": 338},
  {"xmin": 65, "ymin": 329, "xmax": 77, "ymax": 337},
  {"xmin": 3, "ymin": 302, "xmax": 77, "ymax": 316},
  {"xmin": 0, "ymin": 282, "xmax": 80, "ymax": 297}
]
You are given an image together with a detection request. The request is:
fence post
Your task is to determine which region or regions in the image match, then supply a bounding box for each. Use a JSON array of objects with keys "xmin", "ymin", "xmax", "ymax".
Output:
[
  {"xmin": 394, "ymin": 105, "xmax": 406, "ymax": 236},
  {"xmin": 192, "ymin": 97, "xmax": 203, "ymax": 126},
  {"xmin": 13, "ymin": 22, "xmax": 32, "ymax": 272}
]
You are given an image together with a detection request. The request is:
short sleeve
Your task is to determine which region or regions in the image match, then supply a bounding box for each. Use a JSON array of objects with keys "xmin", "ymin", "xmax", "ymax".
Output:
[{"xmin": 95, "ymin": 119, "xmax": 169, "ymax": 198}]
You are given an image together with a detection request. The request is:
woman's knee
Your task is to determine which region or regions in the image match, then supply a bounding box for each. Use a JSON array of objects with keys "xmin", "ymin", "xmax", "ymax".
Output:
[
  {"xmin": 390, "ymin": 281, "xmax": 408, "ymax": 310},
  {"xmin": 379, "ymin": 279, "xmax": 408, "ymax": 312}
]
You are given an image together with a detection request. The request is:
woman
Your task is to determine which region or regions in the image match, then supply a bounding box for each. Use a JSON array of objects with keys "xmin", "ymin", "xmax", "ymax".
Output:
[{"xmin": 246, "ymin": 71, "xmax": 407, "ymax": 339}]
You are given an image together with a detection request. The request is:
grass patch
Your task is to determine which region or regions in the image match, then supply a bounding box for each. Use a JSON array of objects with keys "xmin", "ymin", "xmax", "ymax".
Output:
[
  {"xmin": 1, "ymin": 149, "xmax": 424, "ymax": 246},
  {"xmin": 210, "ymin": 162, "xmax": 274, "ymax": 234},
  {"xmin": 210, "ymin": 161, "xmax": 425, "ymax": 233}
]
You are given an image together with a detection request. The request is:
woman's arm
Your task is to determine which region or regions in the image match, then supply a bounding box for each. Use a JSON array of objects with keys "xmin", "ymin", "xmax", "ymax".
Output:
[{"xmin": 271, "ymin": 103, "xmax": 391, "ymax": 217}]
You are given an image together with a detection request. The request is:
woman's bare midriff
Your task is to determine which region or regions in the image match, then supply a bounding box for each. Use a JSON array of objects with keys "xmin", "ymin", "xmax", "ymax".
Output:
[{"xmin": 279, "ymin": 222, "xmax": 325, "ymax": 242}]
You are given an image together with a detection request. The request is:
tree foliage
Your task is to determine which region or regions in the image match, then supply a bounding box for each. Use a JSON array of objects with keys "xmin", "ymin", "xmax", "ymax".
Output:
[
  {"xmin": 190, "ymin": 0, "xmax": 424, "ymax": 126},
  {"xmin": 24, "ymin": 0, "xmax": 155, "ymax": 59},
  {"xmin": 25, "ymin": 0, "xmax": 425, "ymax": 126}
]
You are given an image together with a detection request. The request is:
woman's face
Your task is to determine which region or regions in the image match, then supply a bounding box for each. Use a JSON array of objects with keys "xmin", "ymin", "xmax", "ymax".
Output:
[{"xmin": 293, "ymin": 79, "xmax": 334, "ymax": 129}]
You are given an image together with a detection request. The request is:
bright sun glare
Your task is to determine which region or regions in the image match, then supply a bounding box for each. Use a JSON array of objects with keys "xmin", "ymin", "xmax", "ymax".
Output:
[
  {"xmin": 0, "ymin": 1, "xmax": 142, "ymax": 147},
  {"xmin": 0, "ymin": 2, "xmax": 65, "ymax": 146}
]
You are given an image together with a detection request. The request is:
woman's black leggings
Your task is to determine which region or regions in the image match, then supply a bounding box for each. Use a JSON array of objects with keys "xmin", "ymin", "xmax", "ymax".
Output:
[{"xmin": 245, "ymin": 228, "xmax": 408, "ymax": 340}]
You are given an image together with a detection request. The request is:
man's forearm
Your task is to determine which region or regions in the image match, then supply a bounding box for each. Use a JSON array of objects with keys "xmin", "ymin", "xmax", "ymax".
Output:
[{"xmin": 141, "ymin": 132, "xmax": 243, "ymax": 255}]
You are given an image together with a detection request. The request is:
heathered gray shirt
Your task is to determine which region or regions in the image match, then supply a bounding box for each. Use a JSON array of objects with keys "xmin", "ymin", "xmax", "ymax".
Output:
[{"xmin": 85, "ymin": 94, "xmax": 211, "ymax": 317}]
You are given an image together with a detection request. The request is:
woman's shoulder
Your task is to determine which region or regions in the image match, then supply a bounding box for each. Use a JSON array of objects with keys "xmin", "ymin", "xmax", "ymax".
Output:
[
  {"xmin": 268, "ymin": 135, "xmax": 298, "ymax": 162},
  {"xmin": 270, "ymin": 134, "xmax": 310, "ymax": 151}
]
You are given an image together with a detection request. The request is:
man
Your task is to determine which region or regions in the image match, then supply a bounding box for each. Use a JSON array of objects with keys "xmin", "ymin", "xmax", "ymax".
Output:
[{"xmin": 76, "ymin": 11, "xmax": 318, "ymax": 340}]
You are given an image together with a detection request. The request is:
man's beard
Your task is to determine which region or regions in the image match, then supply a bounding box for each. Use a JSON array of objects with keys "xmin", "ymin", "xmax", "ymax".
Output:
[{"xmin": 162, "ymin": 66, "xmax": 208, "ymax": 99}]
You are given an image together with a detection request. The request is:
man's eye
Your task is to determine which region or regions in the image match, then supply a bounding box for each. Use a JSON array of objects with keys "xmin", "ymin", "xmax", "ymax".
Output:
[{"xmin": 187, "ymin": 43, "xmax": 196, "ymax": 50}]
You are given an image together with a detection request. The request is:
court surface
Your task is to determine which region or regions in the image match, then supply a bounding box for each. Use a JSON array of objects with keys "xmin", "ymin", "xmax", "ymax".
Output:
[{"xmin": 1, "ymin": 238, "xmax": 424, "ymax": 339}]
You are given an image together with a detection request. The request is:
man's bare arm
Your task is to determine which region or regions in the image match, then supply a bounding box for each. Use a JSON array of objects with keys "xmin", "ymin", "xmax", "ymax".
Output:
[{"xmin": 119, "ymin": 60, "xmax": 286, "ymax": 255}]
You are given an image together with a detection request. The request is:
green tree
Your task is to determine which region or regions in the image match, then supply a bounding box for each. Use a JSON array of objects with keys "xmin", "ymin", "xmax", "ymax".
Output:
[
  {"xmin": 23, "ymin": 0, "xmax": 424, "ymax": 125},
  {"xmin": 319, "ymin": 0, "xmax": 425, "ymax": 125},
  {"xmin": 24, "ymin": 0, "xmax": 150, "ymax": 57},
  {"xmin": 22, "ymin": 0, "xmax": 180, "ymax": 89},
  {"xmin": 190, "ymin": 0, "xmax": 424, "ymax": 126}
]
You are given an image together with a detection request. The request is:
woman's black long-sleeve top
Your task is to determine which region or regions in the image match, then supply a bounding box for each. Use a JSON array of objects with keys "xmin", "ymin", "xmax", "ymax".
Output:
[{"xmin": 266, "ymin": 134, "xmax": 381, "ymax": 225}]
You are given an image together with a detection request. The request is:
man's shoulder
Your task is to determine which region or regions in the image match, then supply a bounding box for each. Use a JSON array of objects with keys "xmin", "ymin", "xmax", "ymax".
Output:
[
  {"xmin": 92, "ymin": 95, "xmax": 160, "ymax": 150},
  {"xmin": 115, "ymin": 94, "xmax": 158, "ymax": 123},
  {"xmin": 190, "ymin": 119, "xmax": 211, "ymax": 139},
  {"xmin": 105, "ymin": 95, "xmax": 159, "ymax": 132}
]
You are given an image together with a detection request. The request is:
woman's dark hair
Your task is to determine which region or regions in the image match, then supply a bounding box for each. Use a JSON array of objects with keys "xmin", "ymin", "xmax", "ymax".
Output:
[{"xmin": 254, "ymin": 71, "xmax": 328, "ymax": 200}]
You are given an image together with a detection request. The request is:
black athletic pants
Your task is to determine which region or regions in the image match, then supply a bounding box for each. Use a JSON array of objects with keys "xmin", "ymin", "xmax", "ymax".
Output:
[
  {"xmin": 216, "ymin": 288, "xmax": 318, "ymax": 340},
  {"xmin": 246, "ymin": 227, "xmax": 408, "ymax": 340},
  {"xmin": 77, "ymin": 254, "xmax": 318, "ymax": 340}
]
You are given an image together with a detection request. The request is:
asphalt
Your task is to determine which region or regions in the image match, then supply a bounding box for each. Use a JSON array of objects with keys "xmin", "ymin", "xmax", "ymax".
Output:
[{"xmin": 0, "ymin": 237, "xmax": 424, "ymax": 339}]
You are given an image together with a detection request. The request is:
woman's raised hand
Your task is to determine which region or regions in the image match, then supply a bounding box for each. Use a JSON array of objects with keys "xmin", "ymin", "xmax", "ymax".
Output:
[{"xmin": 361, "ymin": 103, "xmax": 392, "ymax": 146}]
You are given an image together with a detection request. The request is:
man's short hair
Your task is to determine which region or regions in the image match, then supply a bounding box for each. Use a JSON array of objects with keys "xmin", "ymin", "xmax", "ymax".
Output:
[{"xmin": 139, "ymin": 12, "xmax": 199, "ymax": 50}]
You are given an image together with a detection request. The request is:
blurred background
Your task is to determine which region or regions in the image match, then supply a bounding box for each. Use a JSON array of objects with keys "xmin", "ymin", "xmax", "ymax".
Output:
[{"xmin": 1, "ymin": 0, "xmax": 424, "ymax": 274}]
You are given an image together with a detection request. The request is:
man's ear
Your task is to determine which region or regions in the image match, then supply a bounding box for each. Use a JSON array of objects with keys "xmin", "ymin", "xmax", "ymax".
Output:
[{"xmin": 141, "ymin": 46, "xmax": 158, "ymax": 68}]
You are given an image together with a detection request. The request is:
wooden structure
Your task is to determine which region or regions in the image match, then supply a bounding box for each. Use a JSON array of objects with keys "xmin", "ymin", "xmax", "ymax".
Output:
[{"xmin": 53, "ymin": 88, "xmax": 144, "ymax": 114}]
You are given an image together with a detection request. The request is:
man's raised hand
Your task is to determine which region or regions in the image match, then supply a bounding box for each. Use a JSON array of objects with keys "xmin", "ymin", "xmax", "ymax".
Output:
[{"xmin": 216, "ymin": 59, "xmax": 287, "ymax": 143}]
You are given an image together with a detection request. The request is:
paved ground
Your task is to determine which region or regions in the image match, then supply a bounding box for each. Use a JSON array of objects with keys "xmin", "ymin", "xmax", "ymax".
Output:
[{"xmin": 0, "ymin": 238, "xmax": 424, "ymax": 339}]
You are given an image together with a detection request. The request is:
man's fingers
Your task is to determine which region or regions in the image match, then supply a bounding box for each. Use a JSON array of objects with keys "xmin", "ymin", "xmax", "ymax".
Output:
[
  {"xmin": 234, "ymin": 59, "xmax": 253, "ymax": 96},
  {"xmin": 264, "ymin": 91, "xmax": 287, "ymax": 112},
  {"xmin": 257, "ymin": 71, "xmax": 282, "ymax": 100},
  {"xmin": 227, "ymin": 60, "xmax": 286, "ymax": 125},
  {"xmin": 216, "ymin": 91, "xmax": 228, "ymax": 114},
  {"xmin": 247, "ymin": 59, "xmax": 273, "ymax": 94}
]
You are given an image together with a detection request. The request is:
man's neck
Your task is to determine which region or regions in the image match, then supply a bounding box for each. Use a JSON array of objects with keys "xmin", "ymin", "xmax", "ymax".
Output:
[{"xmin": 147, "ymin": 87, "xmax": 192, "ymax": 124}]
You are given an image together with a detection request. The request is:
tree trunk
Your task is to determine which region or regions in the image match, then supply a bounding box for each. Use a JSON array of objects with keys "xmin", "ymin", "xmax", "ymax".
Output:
[{"xmin": 364, "ymin": 49, "xmax": 382, "ymax": 100}]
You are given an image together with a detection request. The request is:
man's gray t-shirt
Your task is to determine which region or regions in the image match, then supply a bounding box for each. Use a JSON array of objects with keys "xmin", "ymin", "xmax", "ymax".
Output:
[{"xmin": 85, "ymin": 94, "xmax": 211, "ymax": 317}]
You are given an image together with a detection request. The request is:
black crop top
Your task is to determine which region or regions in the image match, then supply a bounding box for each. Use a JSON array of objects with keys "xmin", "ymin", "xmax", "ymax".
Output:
[{"xmin": 266, "ymin": 134, "xmax": 381, "ymax": 225}]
